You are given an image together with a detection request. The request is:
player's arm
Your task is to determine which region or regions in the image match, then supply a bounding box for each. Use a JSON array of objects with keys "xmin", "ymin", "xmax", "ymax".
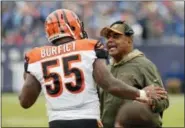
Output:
[
  {"xmin": 19, "ymin": 72, "xmax": 41, "ymax": 109},
  {"xmin": 19, "ymin": 54, "xmax": 41, "ymax": 109}
]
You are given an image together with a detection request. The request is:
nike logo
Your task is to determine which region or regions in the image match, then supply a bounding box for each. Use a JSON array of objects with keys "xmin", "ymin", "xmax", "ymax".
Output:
[{"xmin": 153, "ymin": 79, "xmax": 158, "ymax": 82}]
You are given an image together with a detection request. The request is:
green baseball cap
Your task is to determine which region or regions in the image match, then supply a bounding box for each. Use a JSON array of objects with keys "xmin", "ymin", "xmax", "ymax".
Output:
[{"xmin": 100, "ymin": 21, "xmax": 134, "ymax": 38}]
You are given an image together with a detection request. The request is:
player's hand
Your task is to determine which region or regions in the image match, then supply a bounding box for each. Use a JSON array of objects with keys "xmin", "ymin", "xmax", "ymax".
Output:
[
  {"xmin": 97, "ymin": 120, "xmax": 103, "ymax": 128},
  {"xmin": 136, "ymin": 85, "xmax": 167, "ymax": 104},
  {"xmin": 143, "ymin": 85, "xmax": 167, "ymax": 100}
]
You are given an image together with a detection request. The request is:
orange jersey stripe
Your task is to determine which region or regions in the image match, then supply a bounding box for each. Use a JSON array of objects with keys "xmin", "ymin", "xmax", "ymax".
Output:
[{"xmin": 26, "ymin": 39, "xmax": 98, "ymax": 64}]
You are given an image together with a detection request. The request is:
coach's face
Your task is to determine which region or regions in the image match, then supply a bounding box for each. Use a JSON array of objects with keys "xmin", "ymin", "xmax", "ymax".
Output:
[{"xmin": 106, "ymin": 31, "xmax": 131, "ymax": 60}]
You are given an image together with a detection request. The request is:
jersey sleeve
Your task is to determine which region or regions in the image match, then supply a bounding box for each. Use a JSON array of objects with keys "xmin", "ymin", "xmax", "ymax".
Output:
[
  {"xmin": 24, "ymin": 54, "xmax": 30, "ymax": 73},
  {"xmin": 24, "ymin": 49, "xmax": 36, "ymax": 73},
  {"xmin": 24, "ymin": 48, "xmax": 43, "ymax": 82},
  {"xmin": 94, "ymin": 40, "xmax": 108, "ymax": 59}
]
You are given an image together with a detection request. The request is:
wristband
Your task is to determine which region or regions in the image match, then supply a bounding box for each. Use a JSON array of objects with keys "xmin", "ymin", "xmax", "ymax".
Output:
[{"xmin": 139, "ymin": 90, "xmax": 148, "ymax": 100}]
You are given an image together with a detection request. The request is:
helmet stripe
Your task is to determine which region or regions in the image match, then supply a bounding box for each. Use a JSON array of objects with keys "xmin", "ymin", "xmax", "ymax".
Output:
[
  {"xmin": 62, "ymin": 10, "xmax": 72, "ymax": 30},
  {"xmin": 71, "ymin": 12, "xmax": 81, "ymax": 29},
  {"xmin": 51, "ymin": 13, "xmax": 59, "ymax": 33},
  {"xmin": 54, "ymin": 11, "xmax": 64, "ymax": 33},
  {"xmin": 48, "ymin": 16, "xmax": 55, "ymax": 36},
  {"xmin": 62, "ymin": 10, "xmax": 76, "ymax": 39}
]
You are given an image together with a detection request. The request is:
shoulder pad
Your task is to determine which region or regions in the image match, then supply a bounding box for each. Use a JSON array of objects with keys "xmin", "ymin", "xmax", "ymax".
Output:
[{"xmin": 25, "ymin": 47, "xmax": 42, "ymax": 64}]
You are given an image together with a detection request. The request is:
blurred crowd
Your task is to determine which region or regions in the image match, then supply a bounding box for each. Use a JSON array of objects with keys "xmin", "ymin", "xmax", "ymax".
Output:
[{"xmin": 2, "ymin": 1, "xmax": 184, "ymax": 46}]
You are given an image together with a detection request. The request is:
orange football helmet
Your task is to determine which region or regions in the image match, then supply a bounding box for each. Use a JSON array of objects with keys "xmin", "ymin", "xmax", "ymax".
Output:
[{"xmin": 45, "ymin": 9, "xmax": 87, "ymax": 43}]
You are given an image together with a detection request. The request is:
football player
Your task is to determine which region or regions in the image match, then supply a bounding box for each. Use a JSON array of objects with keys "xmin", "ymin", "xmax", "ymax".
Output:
[{"xmin": 19, "ymin": 9, "xmax": 167, "ymax": 128}]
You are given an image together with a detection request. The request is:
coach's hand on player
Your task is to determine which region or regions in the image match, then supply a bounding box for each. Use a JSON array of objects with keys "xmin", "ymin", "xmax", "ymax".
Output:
[{"xmin": 136, "ymin": 85, "xmax": 167, "ymax": 104}]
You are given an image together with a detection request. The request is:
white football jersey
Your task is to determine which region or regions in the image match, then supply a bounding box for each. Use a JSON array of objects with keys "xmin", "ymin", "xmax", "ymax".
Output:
[{"xmin": 25, "ymin": 39, "xmax": 105, "ymax": 122}]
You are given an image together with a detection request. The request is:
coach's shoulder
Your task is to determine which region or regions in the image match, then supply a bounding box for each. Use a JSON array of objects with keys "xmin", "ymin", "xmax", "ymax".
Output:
[
  {"xmin": 136, "ymin": 55, "xmax": 156, "ymax": 68},
  {"xmin": 135, "ymin": 57, "xmax": 160, "ymax": 78}
]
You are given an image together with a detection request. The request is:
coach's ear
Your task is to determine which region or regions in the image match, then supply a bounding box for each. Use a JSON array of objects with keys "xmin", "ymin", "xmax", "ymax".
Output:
[{"xmin": 114, "ymin": 120, "xmax": 123, "ymax": 128}]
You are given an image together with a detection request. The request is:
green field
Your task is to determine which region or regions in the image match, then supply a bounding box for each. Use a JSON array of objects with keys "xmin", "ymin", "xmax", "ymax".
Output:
[{"xmin": 2, "ymin": 93, "xmax": 184, "ymax": 127}]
